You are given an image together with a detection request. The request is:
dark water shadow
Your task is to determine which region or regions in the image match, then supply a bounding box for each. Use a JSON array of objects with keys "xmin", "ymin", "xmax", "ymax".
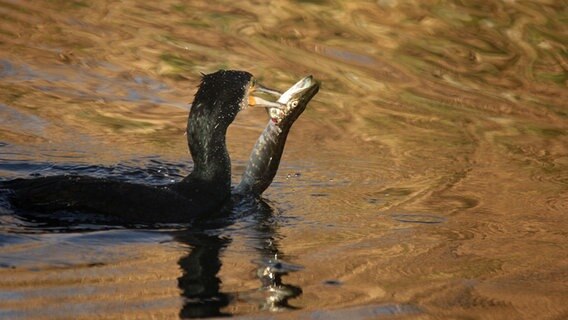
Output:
[
  {"xmin": 172, "ymin": 197, "xmax": 303, "ymax": 318},
  {"xmin": 173, "ymin": 229, "xmax": 232, "ymax": 318}
]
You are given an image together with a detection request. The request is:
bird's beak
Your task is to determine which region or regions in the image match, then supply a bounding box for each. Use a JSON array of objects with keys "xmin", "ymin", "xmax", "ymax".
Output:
[
  {"xmin": 254, "ymin": 83, "xmax": 282, "ymax": 98},
  {"xmin": 249, "ymin": 83, "xmax": 284, "ymax": 109}
]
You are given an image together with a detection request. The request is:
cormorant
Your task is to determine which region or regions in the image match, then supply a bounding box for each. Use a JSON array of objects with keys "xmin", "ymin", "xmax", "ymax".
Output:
[{"xmin": 1, "ymin": 70, "xmax": 319, "ymax": 223}]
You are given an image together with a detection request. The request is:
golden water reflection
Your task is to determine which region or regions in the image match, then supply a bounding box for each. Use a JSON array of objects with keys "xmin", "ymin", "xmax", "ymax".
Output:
[{"xmin": 0, "ymin": 0, "xmax": 567, "ymax": 319}]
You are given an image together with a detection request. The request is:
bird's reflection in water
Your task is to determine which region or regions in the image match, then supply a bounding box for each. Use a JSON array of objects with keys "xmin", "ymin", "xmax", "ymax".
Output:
[
  {"xmin": 172, "ymin": 197, "xmax": 303, "ymax": 318},
  {"xmin": 174, "ymin": 231, "xmax": 232, "ymax": 318}
]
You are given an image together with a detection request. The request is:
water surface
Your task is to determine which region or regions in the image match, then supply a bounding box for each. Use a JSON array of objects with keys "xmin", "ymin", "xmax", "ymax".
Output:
[{"xmin": 1, "ymin": 0, "xmax": 567, "ymax": 319}]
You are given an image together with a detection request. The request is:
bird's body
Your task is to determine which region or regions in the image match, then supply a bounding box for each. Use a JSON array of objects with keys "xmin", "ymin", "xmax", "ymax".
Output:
[{"xmin": 4, "ymin": 176, "xmax": 215, "ymax": 223}]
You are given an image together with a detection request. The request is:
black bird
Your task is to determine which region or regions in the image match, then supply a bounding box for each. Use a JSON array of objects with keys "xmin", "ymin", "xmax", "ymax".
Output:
[{"xmin": 2, "ymin": 70, "xmax": 320, "ymax": 223}]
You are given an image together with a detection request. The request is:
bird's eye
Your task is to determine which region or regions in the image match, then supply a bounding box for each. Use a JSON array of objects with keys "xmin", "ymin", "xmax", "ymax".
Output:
[{"xmin": 289, "ymin": 100, "xmax": 299, "ymax": 108}]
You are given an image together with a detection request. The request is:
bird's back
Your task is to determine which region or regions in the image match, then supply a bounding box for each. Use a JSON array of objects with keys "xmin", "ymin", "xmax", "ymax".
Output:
[{"xmin": 2, "ymin": 176, "xmax": 223, "ymax": 223}]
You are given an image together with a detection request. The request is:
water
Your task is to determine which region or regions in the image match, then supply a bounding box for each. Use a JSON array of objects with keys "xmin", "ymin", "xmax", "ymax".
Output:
[{"xmin": 1, "ymin": 0, "xmax": 567, "ymax": 318}]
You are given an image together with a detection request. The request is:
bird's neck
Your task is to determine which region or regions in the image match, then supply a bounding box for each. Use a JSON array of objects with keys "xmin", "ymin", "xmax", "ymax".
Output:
[{"xmin": 185, "ymin": 112, "xmax": 232, "ymax": 193}]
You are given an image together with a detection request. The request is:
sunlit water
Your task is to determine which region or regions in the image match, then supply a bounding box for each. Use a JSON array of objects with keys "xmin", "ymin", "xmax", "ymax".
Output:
[{"xmin": 1, "ymin": 1, "xmax": 567, "ymax": 319}]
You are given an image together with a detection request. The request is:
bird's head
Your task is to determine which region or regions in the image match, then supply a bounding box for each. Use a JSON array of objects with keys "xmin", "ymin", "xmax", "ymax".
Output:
[{"xmin": 191, "ymin": 70, "xmax": 282, "ymax": 128}]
